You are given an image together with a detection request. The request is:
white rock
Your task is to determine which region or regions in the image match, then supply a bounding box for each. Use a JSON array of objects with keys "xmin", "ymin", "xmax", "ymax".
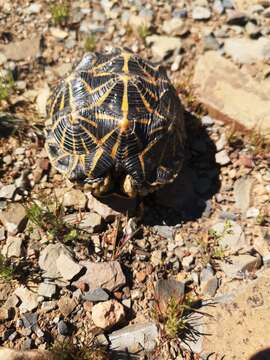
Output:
[
  {"xmin": 246, "ymin": 207, "xmax": 259, "ymax": 218},
  {"xmin": 39, "ymin": 244, "xmax": 71, "ymax": 279},
  {"xmin": 224, "ymin": 37, "xmax": 270, "ymax": 64},
  {"xmin": 56, "ymin": 253, "xmax": 83, "ymax": 281},
  {"xmin": 171, "ymin": 54, "xmax": 182, "ymax": 72},
  {"xmin": 1, "ymin": 236, "xmax": 22, "ymax": 258},
  {"xmin": 0, "ymin": 204, "xmax": 27, "ymax": 235},
  {"xmin": 109, "ymin": 322, "xmax": 159, "ymax": 352},
  {"xmin": 233, "ymin": 176, "xmax": 254, "ymax": 213},
  {"xmin": 36, "ymin": 84, "xmax": 50, "ymax": 117},
  {"xmin": 0, "ymin": 184, "xmax": 16, "ymax": 199},
  {"xmin": 26, "ymin": 3, "xmax": 42, "ymax": 14},
  {"xmin": 151, "ymin": 250, "xmax": 162, "ymax": 266},
  {"xmin": 220, "ymin": 254, "xmax": 262, "ymax": 278},
  {"xmin": 162, "ymin": 18, "xmax": 186, "ymax": 36},
  {"xmin": 92, "ymin": 300, "xmax": 125, "ymax": 329},
  {"xmin": 215, "ymin": 150, "xmax": 231, "ymax": 165},
  {"xmin": 15, "ymin": 286, "xmax": 39, "ymax": 312},
  {"xmin": 38, "ymin": 283, "xmax": 56, "ymax": 298},
  {"xmin": 63, "ymin": 189, "xmax": 87, "ymax": 209},
  {"xmin": 146, "ymin": 35, "xmax": 182, "ymax": 60},
  {"xmin": 192, "ymin": 6, "xmax": 211, "ymax": 20},
  {"xmin": 0, "ymin": 52, "xmax": 7, "ymax": 65},
  {"xmin": 50, "ymin": 27, "xmax": 68, "ymax": 40}
]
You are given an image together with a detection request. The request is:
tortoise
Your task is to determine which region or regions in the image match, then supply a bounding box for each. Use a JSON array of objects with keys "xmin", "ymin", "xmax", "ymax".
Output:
[{"xmin": 45, "ymin": 48, "xmax": 185, "ymax": 197}]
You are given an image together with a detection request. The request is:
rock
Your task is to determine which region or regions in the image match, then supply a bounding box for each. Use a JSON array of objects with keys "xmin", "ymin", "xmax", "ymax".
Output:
[
  {"xmin": 182, "ymin": 255, "xmax": 194, "ymax": 269},
  {"xmin": 36, "ymin": 84, "xmax": 50, "ymax": 117},
  {"xmin": 22, "ymin": 312, "xmax": 37, "ymax": 329},
  {"xmin": 26, "ymin": 3, "xmax": 42, "ymax": 14},
  {"xmin": 39, "ymin": 243, "xmax": 72, "ymax": 279},
  {"xmin": 224, "ymin": 37, "xmax": 270, "ymax": 64},
  {"xmin": 155, "ymin": 279, "xmax": 185, "ymax": 313},
  {"xmin": 41, "ymin": 301, "xmax": 56, "ymax": 313},
  {"xmin": 145, "ymin": 35, "xmax": 182, "ymax": 60},
  {"xmin": 78, "ymin": 212, "xmax": 103, "ymax": 233},
  {"xmin": 245, "ymin": 21, "xmax": 261, "ymax": 38},
  {"xmin": 58, "ymin": 296, "xmax": 77, "ymax": 317},
  {"xmin": 171, "ymin": 54, "xmax": 182, "ymax": 72},
  {"xmin": 109, "ymin": 322, "xmax": 159, "ymax": 352},
  {"xmin": 203, "ymin": 34, "xmax": 220, "ymax": 51},
  {"xmin": 57, "ymin": 320, "xmax": 70, "ymax": 336},
  {"xmin": 215, "ymin": 133, "xmax": 227, "ymax": 151},
  {"xmin": 53, "ymin": 63, "xmax": 72, "ymax": 77},
  {"xmin": 37, "ymin": 283, "xmax": 56, "ymax": 298},
  {"xmin": 215, "ymin": 150, "xmax": 231, "ymax": 165},
  {"xmin": 0, "ymin": 204, "xmax": 27, "ymax": 235},
  {"xmin": 92, "ymin": 299, "xmax": 125, "ymax": 329},
  {"xmin": 162, "ymin": 18, "xmax": 186, "ymax": 36},
  {"xmin": 246, "ymin": 207, "xmax": 259, "ymax": 218},
  {"xmin": 201, "ymin": 115, "xmax": 214, "ymax": 127},
  {"xmin": 233, "ymin": 176, "xmax": 254, "ymax": 213},
  {"xmin": 87, "ymin": 192, "xmax": 137, "ymax": 220},
  {"xmin": 213, "ymin": 0, "xmax": 224, "ymax": 14},
  {"xmin": 211, "ymin": 221, "xmax": 246, "ymax": 253},
  {"xmin": 202, "ymin": 267, "xmax": 270, "ymax": 357},
  {"xmin": 0, "ymin": 36, "xmax": 41, "ymax": 61},
  {"xmin": 227, "ymin": 10, "xmax": 248, "ymax": 26},
  {"xmin": 1, "ymin": 236, "xmax": 22, "ymax": 257},
  {"xmin": 192, "ymin": 6, "xmax": 211, "ymax": 20},
  {"xmin": 63, "ymin": 189, "xmax": 87, "ymax": 209},
  {"xmin": 193, "ymin": 51, "xmax": 270, "ymax": 136},
  {"xmin": 173, "ymin": 8, "xmax": 188, "ymax": 18},
  {"xmin": 14, "ymin": 286, "xmax": 39, "ymax": 312},
  {"xmin": 3, "ymin": 294, "xmax": 19, "ymax": 310},
  {"xmin": 83, "ymin": 288, "xmax": 109, "ymax": 302},
  {"xmin": 220, "ymin": 254, "xmax": 262, "ymax": 278},
  {"xmin": 56, "ymin": 253, "xmax": 83, "ymax": 281},
  {"xmin": 0, "ymin": 307, "xmax": 11, "ymax": 321},
  {"xmin": 0, "ymin": 52, "xmax": 7, "ymax": 65},
  {"xmin": 151, "ymin": 250, "xmax": 163, "ymax": 266},
  {"xmin": 153, "ymin": 225, "xmax": 174, "ymax": 240},
  {"xmin": 0, "ymin": 348, "xmax": 54, "ymax": 360},
  {"xmin": 74, "ymin": 261, "xmax": 125, "ymax": 291},
  {"xmin": 200, "ymin": 266, "xmax": 218, "ymax": 297},
  {"xmin": 50, "ymin": 27, "xmax": 68, "ymax": 40},
  {"xmin": 0, "ymin": 184, "xmax": 16, "ymax": 199}
]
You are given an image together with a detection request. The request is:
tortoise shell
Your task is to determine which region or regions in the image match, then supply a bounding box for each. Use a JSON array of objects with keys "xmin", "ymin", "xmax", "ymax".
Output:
[{"xmin": 45, "ymin": 48, "xmax": 185, "ymax": 197}]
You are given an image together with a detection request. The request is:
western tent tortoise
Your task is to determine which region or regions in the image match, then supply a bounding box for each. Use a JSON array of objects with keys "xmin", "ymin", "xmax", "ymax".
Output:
[{"xmin": 45, "ymin": 48, "xmax": 185, "ymax": 197}]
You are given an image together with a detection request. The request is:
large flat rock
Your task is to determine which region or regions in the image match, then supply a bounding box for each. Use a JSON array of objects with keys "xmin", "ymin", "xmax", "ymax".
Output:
[
  {"xmin": 193, "ymin": 51, "xmax": 270, "ymax": 137},
  {"xmin": 202, "ymin": 268, "xmax": 270, "ymax": 358}
]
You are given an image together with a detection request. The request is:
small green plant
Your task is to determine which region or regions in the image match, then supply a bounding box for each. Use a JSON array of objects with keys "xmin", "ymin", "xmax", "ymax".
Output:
[
  {"xmin": 137, "ymin": 23, "xmax": 151, "ymax": 40},
  {"xmin": 0, "ymin": 254, "xmax": 14, "ymax": 281},
  {"xmin": 25, "ymin": 199, "xmax": 78, "ymax": 243},
  {"xmin": 152, "ymin": 293, "xmax": 199, "ymax": 340},
  {"xmin": 249, "ymin": 128, "xmax": 270, "ymax": 156},
  {"xmin": 0, "ymin": 71, "xmax": 15, "ymax": 102},
  {"xmin": 212, "ymin": 245, "xmax": 226, "ymax": 260},
  {"xmin": 256, "ymin": 213, "xmax": 266, "ymax": 226},
  {"xmin": 50, "ymin": 339, "xmax": 108, "ymax": 360},
  {"xmin": 84, "ymin": 35, "xmax": 97, "ymax": 52},
  {"xmin": 50, "ymin": 2, "xmax": 69, "ymax": 26}
]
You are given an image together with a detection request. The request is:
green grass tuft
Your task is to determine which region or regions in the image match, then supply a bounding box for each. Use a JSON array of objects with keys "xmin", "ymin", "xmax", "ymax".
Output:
[
  {"xmin": 50, "ymin": 339, "xmax": 108, "ymax": 360},
  {"xmin": 137, "ymin": 24, "xmax": 151, "ymax": 40},
  {"xmin": 25, "ymin": 199, "xmax": 78, "ymax": 243},
  {"xmin": 0, "ymin": 71, "xmax": 15, "ymax": 102},
  {"xmin": 84, "ymin": 35, "xmax": 96, "ymax": 52},
  {"xmin": 50, "ymin": 2, "xmax": 69, "ymax": 26},
  {"xmin": 0, "ymin": 254, "xmax": 14, "ymax": 281}
]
